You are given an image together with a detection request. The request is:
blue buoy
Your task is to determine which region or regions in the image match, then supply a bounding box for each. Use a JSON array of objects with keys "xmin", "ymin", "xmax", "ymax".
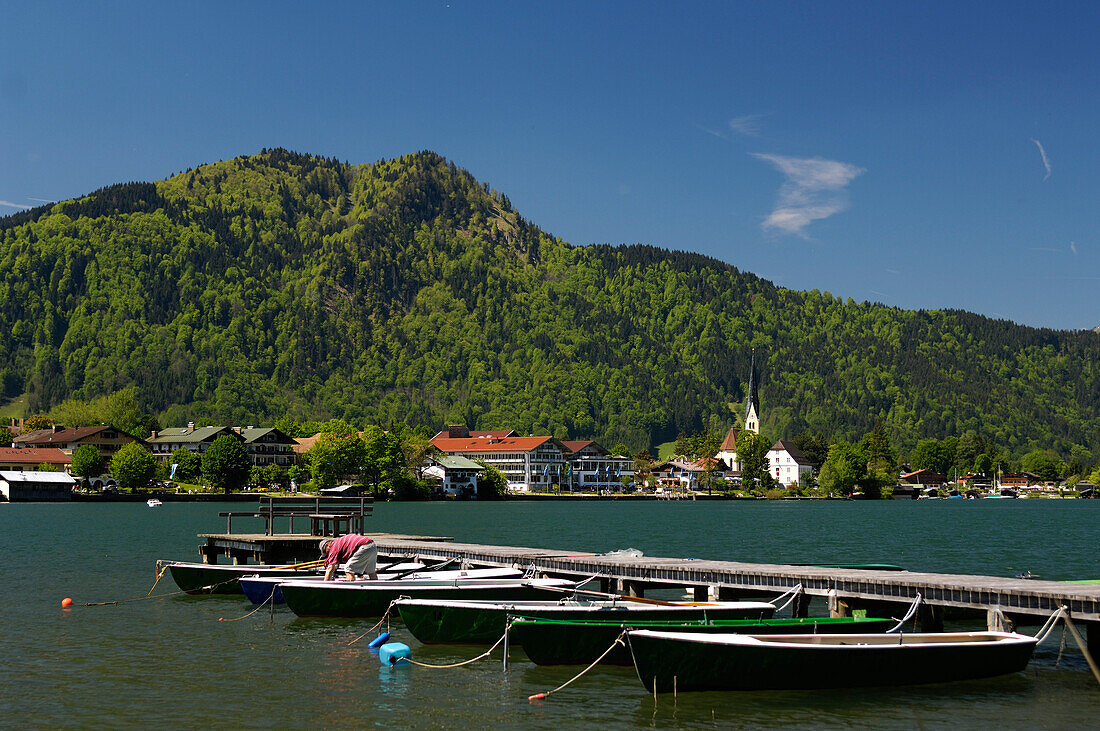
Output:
[
  {"xmin": 367, "ymin": 632, "xmax": 391, "ymax": 649},
  {"xmin": 379, "ymin": 642, "xmax": 411, "ymax": 666}
]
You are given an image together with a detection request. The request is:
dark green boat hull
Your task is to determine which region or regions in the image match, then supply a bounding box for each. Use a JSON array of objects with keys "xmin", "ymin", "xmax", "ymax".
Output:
[
  {"xmin": 628, "ymin": 632, "xmax": 1037, "ymax": 691},
  {"xmin": 167, "ymin": 563, "xmax": 319, "ymax": 595},
  {"xmin": 512, "ymin": 616, "xmax": 896, "ymax": 665},
  {"xmin": 399, "ymin": 603, "xmax": 778, "ymax": 645},
  {"xmin": 281, "ymin": 583, "xmax": 571, "ymax": 618}
]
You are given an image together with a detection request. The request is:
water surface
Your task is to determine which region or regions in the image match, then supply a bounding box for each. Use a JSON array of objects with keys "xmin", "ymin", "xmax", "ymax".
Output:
[{"xmin": 3, "ymin": 500, "xmax": 1097, "ymax": 728}]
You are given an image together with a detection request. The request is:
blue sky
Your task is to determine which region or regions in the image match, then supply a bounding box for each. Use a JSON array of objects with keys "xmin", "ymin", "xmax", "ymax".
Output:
[{"xmin": 2, "ymin": 2, "xmax": 1097, "ymax": 330}]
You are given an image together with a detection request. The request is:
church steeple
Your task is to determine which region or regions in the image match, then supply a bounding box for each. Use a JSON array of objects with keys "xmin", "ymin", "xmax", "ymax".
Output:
[{"xmin": 744, "ymin": 349, "xmax": 760, "ymax": 434}]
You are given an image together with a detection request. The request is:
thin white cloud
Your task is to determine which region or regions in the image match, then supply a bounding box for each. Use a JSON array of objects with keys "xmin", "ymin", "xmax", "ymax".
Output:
[
  {"xmin": 729, "ymin": 114, "xmax": 764, "ymax": 136},
  {"xmin": 1070, "ymin": 241, "xmax": 1078, "ymax": 255},
  {"xmin": 0, "ymin": 200, "xmax": 30, "ymax": 209},
  {"xmin": 752, "ymin": 154, "xmax": 865, "ymax": 237},
  {"xmin": 26, "ymin": 197, "xmax": 53, "ymax": 203},
  {"xmin": 1031, "ymin": 138, "xmax": 1052, "ymax": 180},
  {"xmin": 695, "ymin": 123, "xmax": 726, "ymax": 139}
]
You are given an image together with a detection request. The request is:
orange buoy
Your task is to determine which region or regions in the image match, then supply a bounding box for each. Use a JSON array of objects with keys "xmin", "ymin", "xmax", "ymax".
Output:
[
  {"xmin": 528, "ymin": 692, "xmax": 547, "ymax": 701},
  {"xmin": 61, "ymin": 597, "xmax": 73, "ymax": 608}
]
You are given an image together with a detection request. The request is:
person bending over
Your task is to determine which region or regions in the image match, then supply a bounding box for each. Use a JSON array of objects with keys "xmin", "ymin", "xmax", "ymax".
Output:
[{"xmin": 320, "ymin": 534, "xmax": 378, "ymax": 581}]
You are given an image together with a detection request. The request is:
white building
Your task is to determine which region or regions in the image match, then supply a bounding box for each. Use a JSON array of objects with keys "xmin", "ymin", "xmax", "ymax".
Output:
[
  {"xmin": 423, "ymin": 455, "xmax": 484, "ymax": 496},
  {"xmin": 767, "ymin": 441, "xmax": 813, "ymax": 487}
]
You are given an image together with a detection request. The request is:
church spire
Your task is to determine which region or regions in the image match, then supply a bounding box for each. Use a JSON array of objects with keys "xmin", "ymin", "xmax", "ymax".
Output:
[{"xmin": 744, "ymin": 348, "xmax": 760, "ymax": 434}]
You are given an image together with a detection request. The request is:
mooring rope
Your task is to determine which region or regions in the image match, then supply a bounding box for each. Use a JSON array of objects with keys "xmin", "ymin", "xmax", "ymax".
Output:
[
  {"xmin": 528, "ymin": 630, "xmax": 628, "ymax": 701},
  {"xmin": 885, "ymin": 593, "xmax": 922, "ymax": 633},
  {"xmin": 347, "ymin": 599, "xmax": 400, "ymax": 646},
  {"xmin": 149, "ymin": 561, "xmax": 170, "ymax": 595},
  {"xmin": 770, "ymin": 584, "xmax": 803, "ymax": 613},
  {"xmin": 401, "ymin": 630, "xmax": 509, "ymax": 669},
  {"xmin": 219, "ymin": 589, "xmax": 276, "ymax": 622},
  {"xmin": 1033, "ymin": 606, "xmax": 1067, "ymax": 644},
  {"xmin": 75, "ymin": 577, "xmax": 240, "ymax": 607},
  {"xmin": 1030, "ymin": 606, "xmax": 1100, "ymax": 686},
  {"xmin": 574, "ymin": 572, "xmax": 604, "ymax": 588}
]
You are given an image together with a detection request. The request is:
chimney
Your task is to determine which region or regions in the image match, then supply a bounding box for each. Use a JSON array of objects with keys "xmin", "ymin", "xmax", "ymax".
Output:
[
  {"xmin": 187, "ymin": 422, "xmax": 195, "ymax": 431},
  {"xmin": 150, "ymin": 430, "xmax": 159, "ymax": 440},
  {"xmin": 52, "ymin": 425, "xmax": 63, "ymax": 433}
]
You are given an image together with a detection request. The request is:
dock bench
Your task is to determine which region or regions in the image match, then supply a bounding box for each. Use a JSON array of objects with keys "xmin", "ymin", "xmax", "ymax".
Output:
[{"xmin": 219, "ymin": 496, "xmax": 373, "ymax": 536}]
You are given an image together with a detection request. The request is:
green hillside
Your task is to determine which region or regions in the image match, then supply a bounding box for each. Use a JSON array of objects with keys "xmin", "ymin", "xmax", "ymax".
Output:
[{"xmin": 1, "ymin": 149, "xmax": 1097, "ymax": 457}]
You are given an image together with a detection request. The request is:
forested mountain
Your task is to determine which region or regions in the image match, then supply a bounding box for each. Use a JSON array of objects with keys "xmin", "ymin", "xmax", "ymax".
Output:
[{"xmin": 1, "ymin": 149, "xmax": 1097, "ymax": 457}]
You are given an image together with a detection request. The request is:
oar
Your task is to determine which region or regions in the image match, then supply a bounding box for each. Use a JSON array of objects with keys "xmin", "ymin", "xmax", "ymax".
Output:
[
  {"xmin": 529, "ymin": 582, "xmax": 679, "ymax": 607},
  {"xmin": 274, "ymin": 559, "xmax": 326, "ymax": 570}
]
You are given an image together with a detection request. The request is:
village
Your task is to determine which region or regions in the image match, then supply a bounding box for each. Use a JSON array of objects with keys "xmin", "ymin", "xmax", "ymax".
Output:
[{"xmin": 0, "ymin": 404, "xmax": 1088, "ymax": 501}]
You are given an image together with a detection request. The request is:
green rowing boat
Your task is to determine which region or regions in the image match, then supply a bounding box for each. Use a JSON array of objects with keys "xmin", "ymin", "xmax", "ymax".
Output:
[
  {"xmin": 511, "ymin": 615, "xmax": 897, "ymax": 665},
  {"xmin": 396, "ymin": 598, "xmax": 777, "ymax": 644},
  {"xmin": 166, "ymin": 562, "xmax": 322, "ymax": 595},
  {"xmin": 627, "ymin": 630, "xmax": 1038, "ymax": 692}
]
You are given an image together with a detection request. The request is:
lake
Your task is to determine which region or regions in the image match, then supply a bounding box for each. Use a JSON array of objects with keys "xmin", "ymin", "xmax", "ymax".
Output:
[{"xmin": 3, "ymin": 499, "xmax": 1098, "ymax": 728}]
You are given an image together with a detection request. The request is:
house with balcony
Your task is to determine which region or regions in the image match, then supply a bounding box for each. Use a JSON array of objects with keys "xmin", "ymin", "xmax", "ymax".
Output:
[
  {"xmin": 147, "ymin": 424, "xmax": 243, "ymax": 463},
  {"xmin": 237, "ymin": 427, "xmax": 296, "ymax": 467},
  {"xmin": 423, "ymin": 455, "xmax": 484, "ymax": 496},
  {"xmin": 560, "ymin": 440, "xmax": 634, "ymax": 492}
]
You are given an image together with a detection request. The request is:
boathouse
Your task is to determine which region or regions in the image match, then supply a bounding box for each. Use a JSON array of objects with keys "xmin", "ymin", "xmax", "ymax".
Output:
[{"xmin": 0, "ymin": 470, "xmax": 76, "ymax": 501}]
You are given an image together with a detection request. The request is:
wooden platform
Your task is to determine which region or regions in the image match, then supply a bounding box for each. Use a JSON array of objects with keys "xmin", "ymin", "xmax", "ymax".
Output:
[
  {"xmin": 367, "ymin": 537, "xmax": 1100, "ymax": 651},
  {"xmin": 197, "ymin": 532, "xmax": 452, "ymax": 565}
]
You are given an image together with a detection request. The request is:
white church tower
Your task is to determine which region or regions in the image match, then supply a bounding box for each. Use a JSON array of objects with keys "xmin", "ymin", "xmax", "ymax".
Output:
[{"xmin": 716, "ymin": 350, "xmax": 761, "ymax": 473}]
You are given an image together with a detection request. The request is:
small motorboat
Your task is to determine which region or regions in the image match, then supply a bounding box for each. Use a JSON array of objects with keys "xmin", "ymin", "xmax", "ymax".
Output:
[
  {"xmin": 147, "ymin": 498, "xmax": 163, "ymax": 507},
  {"xmin": 395, "ymin": 597, "xmax": 778, "ymax": 644},
  {"xmin": 627, "ymin": 629, "xmax": 1039, "ymax": 692}
]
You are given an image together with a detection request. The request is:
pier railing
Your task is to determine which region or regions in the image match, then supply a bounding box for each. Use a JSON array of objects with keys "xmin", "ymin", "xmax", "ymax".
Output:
[{"xmin": 219, "ymin": 496, "xmax": 373, "ymax": 535}]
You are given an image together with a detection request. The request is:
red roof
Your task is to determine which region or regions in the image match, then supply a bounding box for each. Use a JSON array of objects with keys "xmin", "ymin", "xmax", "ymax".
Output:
[
  {"xmin": 0, "ymin": 447, "xmax": 72, "ymax": 465},
  {"xmin": 432, "ymin": 435, "xmax": 556, "ymax": 454},
  {"xmin": 14, "ymin": 425, "xmax": 122, "ymax": 445},
  {"xmin": 560, "ymin": 440, "xmax": 596, "ymax": 455},
  {"xmin": 432, "ymin": 428, "xmax": 516, "ymax": 440},
  {"xmin": 719, "ymin": 428, "xmax": 739, "ymax": 451}
]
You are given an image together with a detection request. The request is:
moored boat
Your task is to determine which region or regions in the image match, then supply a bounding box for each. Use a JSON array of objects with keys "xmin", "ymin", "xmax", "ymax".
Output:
[
  {"xmin": 238, "ymin": 565, "xmax": 512, "ymax": 605},
  {"xmin": 280, "ymin": 577, "xmax": 578, "ymax": 618},
  {"xmin": 396, "ymin": 597, "xmax": 778, "ymax": 645},
  {"xmin": 627, "ymin": 630, "xmax": 1038, "ymax": 692},
  {"xmin": 147, "ymin": 498, "xmax": 163, "ymax": 507},
  {"xmin": 511, "ymin": 614, "xmax": 896, "ymax": 665},
  {"xmin": 166, "ymin": 561, "xmax": 327, "ymax": 595}
]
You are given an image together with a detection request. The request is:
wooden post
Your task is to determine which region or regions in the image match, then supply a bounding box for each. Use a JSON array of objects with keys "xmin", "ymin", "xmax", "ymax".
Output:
[
  {"xmin": 828, "ymin": 590, "xmax": 851, "ymax": 618},
  {"xmin": 624, "ymin": 581, "xmax": 644, "ymax": 598},
  {"xmin": 918, "ymin": 604, "xmax": 944, "ymax": 632},
  {"xmin": 693, "ymin": 586, "xmax": 709, "ymax": 602},
  {"xmin": 792, "ymin": 591, "xmax": 811, "ymax": 618},
  {"xmin": 716, "ymin": 586, "xmax": 740, "ymax": 601}
]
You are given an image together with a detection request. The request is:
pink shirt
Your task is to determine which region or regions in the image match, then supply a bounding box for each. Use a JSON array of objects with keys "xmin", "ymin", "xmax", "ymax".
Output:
[{"xmin": 323, "ymin": 534, "xmax": 374, "ymax": 568}]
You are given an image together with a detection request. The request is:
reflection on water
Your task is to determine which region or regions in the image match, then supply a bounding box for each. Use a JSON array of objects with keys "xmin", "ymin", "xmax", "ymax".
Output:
[{"xmin": 3, "ymin": 500, "xmax": 1099, "ymax": 728}]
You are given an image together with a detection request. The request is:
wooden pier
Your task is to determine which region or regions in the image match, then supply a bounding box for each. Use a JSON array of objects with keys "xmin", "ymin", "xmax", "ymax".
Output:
[{"xmin": 370, "ymin": 537, "xmax": 1100, "ymax": 653}]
